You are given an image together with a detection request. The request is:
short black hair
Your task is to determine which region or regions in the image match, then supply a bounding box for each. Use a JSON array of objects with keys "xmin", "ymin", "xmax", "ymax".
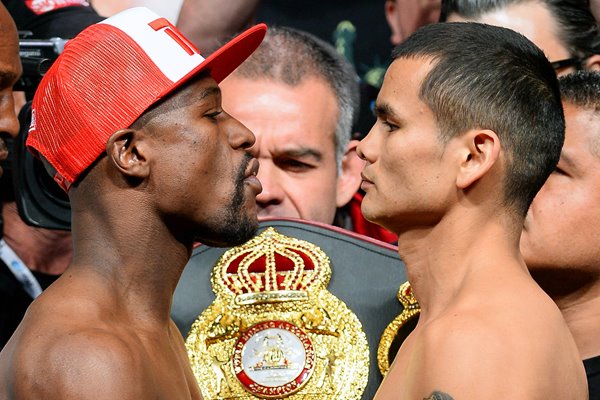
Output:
[
  {"xmin": 559, "ymin": 70, "xmax": 600, "ymax": 111},
  {"xmin": 559, "ymin": 70, "xmax": 600, "ymax": 159},
  {"xmin": 392, "ymin": 22, "xmax": 564, "ymax": 216}
]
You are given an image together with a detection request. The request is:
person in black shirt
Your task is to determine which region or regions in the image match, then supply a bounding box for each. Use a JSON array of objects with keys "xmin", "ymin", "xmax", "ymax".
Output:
[
  {"xmin": 0, "ymin": 0, "xmax": 102, "ymax": 350},
  {"xmin": 440, "ymin": 0, "xmax": 600, "ymax": 74}
]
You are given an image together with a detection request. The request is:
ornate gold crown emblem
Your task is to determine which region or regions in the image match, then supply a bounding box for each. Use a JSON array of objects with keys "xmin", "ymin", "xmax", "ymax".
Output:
[
  {"xmin": 213, "ymin": 227, "xmax": 331, "ymax": 305},
  {"xmin": 377, "ymin": 281, "xmax": 421, "ymax": 376},
  {"xmin": 186, "ymin": 228, "xmax": 369, "ymax": 399}
]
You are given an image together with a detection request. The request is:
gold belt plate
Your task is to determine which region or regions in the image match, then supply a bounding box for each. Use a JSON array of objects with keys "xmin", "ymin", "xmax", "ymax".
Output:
[{"xmin": 186, "ymin": 228, "xmax": 369, "ymax": 399}]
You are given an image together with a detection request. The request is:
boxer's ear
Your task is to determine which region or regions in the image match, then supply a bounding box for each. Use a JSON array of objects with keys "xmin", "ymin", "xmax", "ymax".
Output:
[
  {"xmin": 106, "ymin": 128, "xmax": 149, "ymax": 180},
  {"xmin": 455, "ymin": 129, "xmax": 500, "ymax": 189}
]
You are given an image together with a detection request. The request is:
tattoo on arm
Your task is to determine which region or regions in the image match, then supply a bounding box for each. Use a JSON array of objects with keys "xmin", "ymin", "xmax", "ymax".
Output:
[{"xmin": 424, "ymin": 391, "xmax": 454, "ymax": 400}]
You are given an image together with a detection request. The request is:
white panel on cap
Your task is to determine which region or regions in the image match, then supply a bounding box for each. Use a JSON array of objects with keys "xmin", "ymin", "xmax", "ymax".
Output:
[{"xmin": 100, "ymin": 7, "xmax": 205, "ymax": 82}]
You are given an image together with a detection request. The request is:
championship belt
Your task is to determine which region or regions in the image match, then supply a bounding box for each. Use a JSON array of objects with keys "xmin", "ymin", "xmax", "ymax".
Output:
[
  {"xmin": 377, "ymin": 281, "xmax": 421, "ymax": 376},
  {"xmin": 186, "ymin": 227, "xmax": 369, "ymax": 399}
]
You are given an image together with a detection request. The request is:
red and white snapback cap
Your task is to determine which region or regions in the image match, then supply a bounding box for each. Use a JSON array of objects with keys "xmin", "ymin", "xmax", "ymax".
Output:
[{"xmin": 26, "ymin": 7, "xmax": 267, "ymax": 191}]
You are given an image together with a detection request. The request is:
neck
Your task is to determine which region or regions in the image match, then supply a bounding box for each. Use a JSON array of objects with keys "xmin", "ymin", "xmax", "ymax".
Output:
[
  {"xmin": 395, "ymin": 207, "xmax": 524, "ymax": 320},
  {"xmin": 68, "ymin": 196, "xmax": 194, "ymax": 326},
  {"xmin": 2, "ymin": 202, "xmax": 72, "ymax": 275},
  {"xmin": 533, "ymin": 268, "xmax": 600, "ymax": 360}
]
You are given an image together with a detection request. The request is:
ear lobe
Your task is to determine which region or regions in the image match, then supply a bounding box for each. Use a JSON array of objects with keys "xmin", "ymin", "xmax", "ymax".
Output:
[
  {"xmin": 456, "ymin": 129, "xmax": 500, "ymax": 190},
  {"xmin": 106, "ymin": 129, "xmax": 149, "ymax": 181},
  {"xmin": 336, "ymin": 140, "xmax": 364, "ymax": 207}
]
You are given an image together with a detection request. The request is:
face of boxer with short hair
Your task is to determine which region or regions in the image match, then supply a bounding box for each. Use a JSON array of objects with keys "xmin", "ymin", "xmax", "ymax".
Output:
[{"xmin": 128, "ymin": 74, "xmax": 262, "ymax": 247}]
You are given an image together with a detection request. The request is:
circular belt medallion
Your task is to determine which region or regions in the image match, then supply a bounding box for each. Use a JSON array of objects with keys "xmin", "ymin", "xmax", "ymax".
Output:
[{"xmin": 232, "ymin": 320, "xmax": 315, "ymax": 398}]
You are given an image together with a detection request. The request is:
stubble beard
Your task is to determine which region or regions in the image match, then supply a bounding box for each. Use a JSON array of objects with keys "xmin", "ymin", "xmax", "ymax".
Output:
[{"xmin": 212, "ymin": 153, "xmax": 258, "ymax": 247}]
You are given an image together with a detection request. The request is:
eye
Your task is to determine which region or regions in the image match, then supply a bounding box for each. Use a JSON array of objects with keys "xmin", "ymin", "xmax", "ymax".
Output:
[
  {"xmin": 553, "ymin": 165, "xmax": 568, "ymax": 176},
  {"xmin": 205, "ymin": 110, "xmax": 222, "ymax": 121},
  {"xmin": 381, "ymin": 120, "xmax": 399, "ymax": 132},
  {"xmin": 277, "ymin": 158, "xmax": 315, "ymax": 173}
]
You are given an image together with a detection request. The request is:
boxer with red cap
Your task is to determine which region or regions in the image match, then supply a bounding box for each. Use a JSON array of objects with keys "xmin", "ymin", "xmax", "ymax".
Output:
[{"xmin": 0, "ymin": 7, "xmax": 266, "ymax": 399}]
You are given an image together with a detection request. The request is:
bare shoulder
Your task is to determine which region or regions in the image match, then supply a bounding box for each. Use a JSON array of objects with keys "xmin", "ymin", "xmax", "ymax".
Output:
[
  {"xmin": 404, "ymin": 297, "xmax": 587, "ymax": 399},
  {"xmin": 416, "ymin": 310, "xmax": 507, "ymax": 370},
  {"xmin": 1, "ymin": 285, "xmax": 151, "ymax": 400},
  {"xmin": 6, "ymin": 325, "xmax": 151, "ymax": 400},
  {"xmin": 377, "ymin": 313, "xmax": 492, "ymax": 398}
]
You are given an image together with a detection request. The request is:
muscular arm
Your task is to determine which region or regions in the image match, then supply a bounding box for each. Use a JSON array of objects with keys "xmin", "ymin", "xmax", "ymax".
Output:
[
  {"xmin": 176, "ymin": 0, "xmax": 261, "ymax": 52},
  {"xmin": 8, "ymin": 330, "xmax": 151, "ymax": 400}
]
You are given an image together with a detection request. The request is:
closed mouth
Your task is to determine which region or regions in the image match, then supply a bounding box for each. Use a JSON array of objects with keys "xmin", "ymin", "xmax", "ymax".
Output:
[
  {"xmin": 245, "ymin": 158, "xmax": 260, "ymax": 179},
  {"xmin": 360, "ymin": 172, "xmax": 373, "ymax": 184}
]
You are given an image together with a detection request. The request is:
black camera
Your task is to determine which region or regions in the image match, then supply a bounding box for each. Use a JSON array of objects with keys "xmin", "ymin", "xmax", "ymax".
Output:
[
  {"xmin": 0, "ymin": 34, "xmax": 72, "ymax": 231},
  {"xmin": 12, "ymin": 101, "xmax": 71, "ymax": 230},
  {"xmin": 14, "ymin": 35, "xmax": 67, "ymax": 99}
]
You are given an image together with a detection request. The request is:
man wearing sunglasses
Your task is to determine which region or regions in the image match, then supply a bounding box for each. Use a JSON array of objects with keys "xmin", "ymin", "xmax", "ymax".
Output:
[{"xmin": 440, "ymin": 0, "xmax": 600, "ymax": 75}]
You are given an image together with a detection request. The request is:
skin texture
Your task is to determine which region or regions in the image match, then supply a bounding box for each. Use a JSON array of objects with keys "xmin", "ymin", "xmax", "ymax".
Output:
[
  {"xmin": 0, "ymin": 75, "xmax": 262, "ymax": 399},
  {"xmin": 446, "ymin": 1, "xmax": 600, "ymax": 74},
  {"xmin": 0, "ymin": 3, "xmax": 22, "ymax": 175},
  {"xmin": 385, "ymin": 0, "xmax": 441, "ymax": 45},
  {"xmin": 219, "ymin": 74, "xmax": 363, "ymax": 224},
  {"xmin": 358, "ymin": 57, "xmax": 587, "ymax": 399},
  {"xmin": 521, "ymin": 102, "xmax": 600, "ymax": 360}
]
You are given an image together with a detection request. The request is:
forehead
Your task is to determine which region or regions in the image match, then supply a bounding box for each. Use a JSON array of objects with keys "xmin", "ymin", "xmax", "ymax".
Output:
[
  {"xmin": 447, "ymin": 2, "xmax": 570, "ymax": 61},
  {"xmin": 220, "ymin": 75, "xmax": 338, "ymax": 144},
  {"xmin": 170, "ymin": 74, "xmax": 220, "ymax": 108},
  {"xmin": 221, "ymin": 74, "xmax": 336, "ymax": 113},
  {"xmin": 0, "ymin": 9, "xmax": 21, "ymax": 83},
  {"xmin": 137, "ymin": 74, "xmax": 220, "ymax": 124},
  {"xmin": 563, "ymin": 102, "xmax": 600, "ymax": 161},
  {"xmin": 378, "ymin": 57, "xmax": 434, "ymax": 114}
]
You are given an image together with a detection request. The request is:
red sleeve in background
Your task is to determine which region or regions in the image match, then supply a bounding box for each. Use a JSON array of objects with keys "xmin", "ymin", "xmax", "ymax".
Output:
[{"xmin": 349, "ymin": 192, "xmax": 398, "ymax": 244}]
